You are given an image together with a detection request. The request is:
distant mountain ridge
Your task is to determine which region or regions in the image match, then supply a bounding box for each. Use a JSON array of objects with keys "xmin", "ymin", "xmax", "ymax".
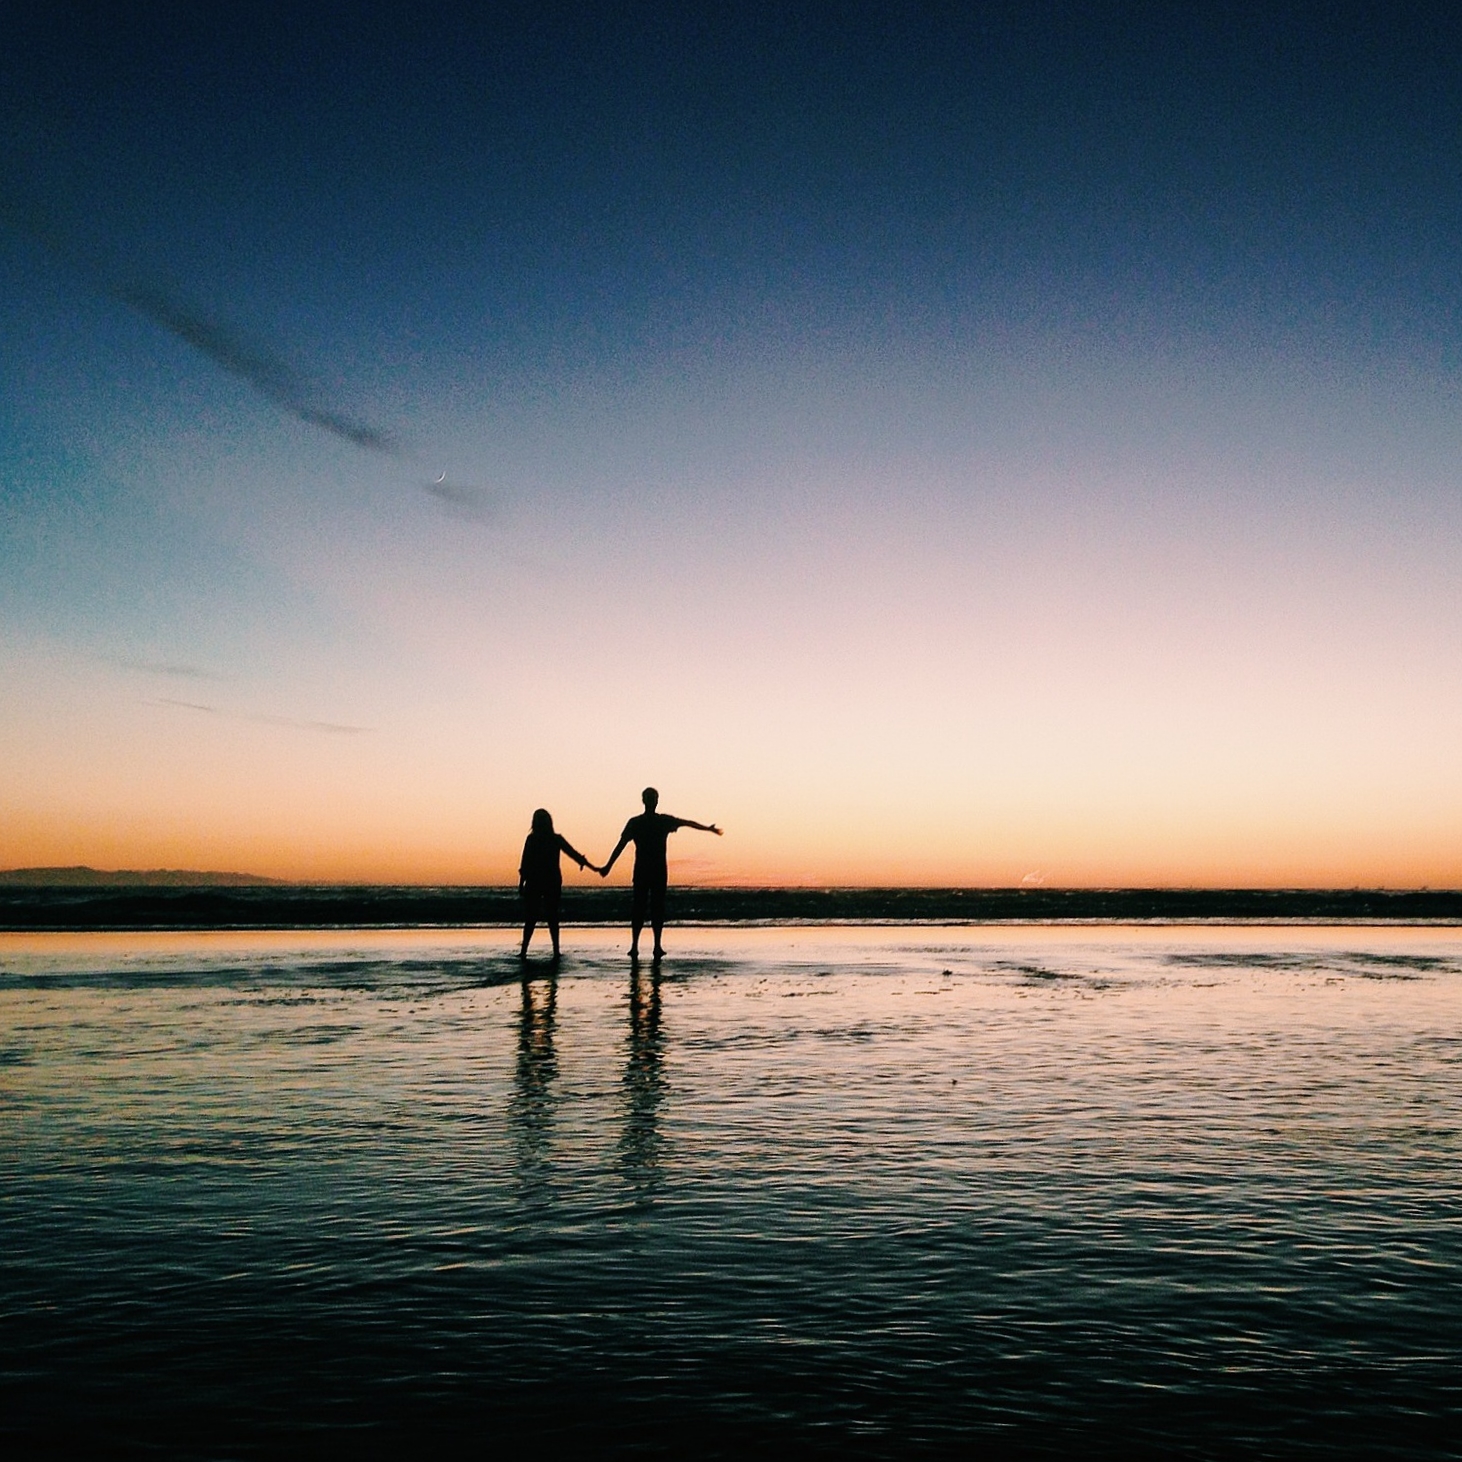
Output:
[{"xmin": 0, "ymin": 867, "xmax": 284, "ymax": 887}]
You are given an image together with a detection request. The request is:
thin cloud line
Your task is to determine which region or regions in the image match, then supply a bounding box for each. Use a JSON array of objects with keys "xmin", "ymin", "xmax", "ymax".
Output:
[
  {"xmin": 110, "ymin": 657, "xmax": 223, "ymax": 681},
  {"xmin": 3, "ymin": 133, "xmax": 500, "ymax": 514},
  {"xmin": 151, "ymin": 697, "xmax": 372, "ymax": 736},
  {"xmin": 111, "ymin": 282, "xmax": 401, "ymax": 456}
]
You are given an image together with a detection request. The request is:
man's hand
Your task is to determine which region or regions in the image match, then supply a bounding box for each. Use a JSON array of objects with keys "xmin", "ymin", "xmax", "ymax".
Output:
[{"xmin": 710, "ymin": 824, "xmax": 723, "ymax": 836}]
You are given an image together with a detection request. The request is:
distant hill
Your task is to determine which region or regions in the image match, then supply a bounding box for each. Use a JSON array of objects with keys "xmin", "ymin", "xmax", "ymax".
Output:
[{"xmin": 0, "ymin": 867, "xmax": 284, "ymax": 887}]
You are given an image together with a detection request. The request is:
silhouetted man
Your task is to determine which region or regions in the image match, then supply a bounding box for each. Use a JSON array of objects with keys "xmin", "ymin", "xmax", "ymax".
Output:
[{"xmin": 599, "ymin": 787, "xmax": 722, "ymax": 960}]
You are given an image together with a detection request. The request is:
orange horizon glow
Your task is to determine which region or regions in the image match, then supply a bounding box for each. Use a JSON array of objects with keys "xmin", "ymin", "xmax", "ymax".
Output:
[
  {"xmin": 5, "ymin": 356, "xmax": 1461, "ymax": 889},
  {"xmin": 5, "ymin": 597, "xmax": 1462, "ymax": 890},
  {"xmin": 5, "ymin": 801, "xmax": 1460, "ymax": 891}
]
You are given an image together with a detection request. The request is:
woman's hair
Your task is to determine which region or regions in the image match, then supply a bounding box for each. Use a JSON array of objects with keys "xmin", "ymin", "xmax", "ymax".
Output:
[{"xmin": 531, "ymin": 808, "xmax": 554, "ymax": 834}]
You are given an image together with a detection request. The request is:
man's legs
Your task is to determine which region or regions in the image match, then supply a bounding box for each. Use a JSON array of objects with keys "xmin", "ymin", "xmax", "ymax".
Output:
[
  {"xmin": 630, "ymin": 879, "xmax": 649, "ymax": 958},
  {"xmin": 649, "ymin": 880, "xmax": 668, "ymax": 959}
]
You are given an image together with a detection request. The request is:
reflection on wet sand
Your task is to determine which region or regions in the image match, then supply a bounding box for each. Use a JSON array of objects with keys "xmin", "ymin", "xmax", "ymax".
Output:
[
  {"xmin": 511, "ymin": 973, "xmax": 558, "ymax": 1186},
  {"xmin": 620, "ymin": 963, "xmax": 665, "ymax": 1192},
  {"xmin": 4, "ymin": 928, "xmax": 1462, "ymax": 1456}
]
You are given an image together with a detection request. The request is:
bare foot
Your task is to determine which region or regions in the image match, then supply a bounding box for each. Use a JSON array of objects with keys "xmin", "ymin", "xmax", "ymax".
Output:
[{"xmin": 652, "ymin": 946, "xmax": 665, "ymax": 960}]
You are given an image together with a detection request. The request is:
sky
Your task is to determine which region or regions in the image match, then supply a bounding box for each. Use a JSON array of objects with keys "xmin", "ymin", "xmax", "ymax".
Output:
[{"xmin": 2, "ymin": 1, "xmax": 1461, "ymax": 886}]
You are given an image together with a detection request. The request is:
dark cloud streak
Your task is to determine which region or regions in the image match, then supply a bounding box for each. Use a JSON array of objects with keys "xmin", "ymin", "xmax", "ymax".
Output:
[
  {"xmin": 0, "ymin": 143, "xmax": 404, "ymax": 460},
  {"xmin": 114, "ymin": 658, "xmax": 221, "ymax": 681},
  {"xmin": 112, "ymin": 283, "xmax": 401, "ymax": 455},
  {"xmin": 153, "ymin": 697, "xmax": 372, "ymax": 736},
  {"xmin": 422, "ymin": 476, "xmax": 498, "ymax": 522}
]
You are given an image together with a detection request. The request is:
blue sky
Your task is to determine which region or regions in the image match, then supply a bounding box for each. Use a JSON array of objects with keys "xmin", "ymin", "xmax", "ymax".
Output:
[{"xmin": 3, "ymin": 2, "xmax": 1461, "ymax": 882}]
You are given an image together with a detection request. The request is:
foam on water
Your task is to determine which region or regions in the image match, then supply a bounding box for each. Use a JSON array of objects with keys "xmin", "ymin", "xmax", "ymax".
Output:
[{"xmin": 2, "ymin": 926, "xmax": 1459, "ymax": 1457}]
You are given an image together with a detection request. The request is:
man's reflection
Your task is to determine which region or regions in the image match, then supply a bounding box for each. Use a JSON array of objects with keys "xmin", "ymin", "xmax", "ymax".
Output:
[
  {"xmin": 511, "ymin": 972, "xmax": 558, "ymax": 1187},
  {"xmin": 619, "ymin": 962, "xmax": 666, "ymax": 1192}
]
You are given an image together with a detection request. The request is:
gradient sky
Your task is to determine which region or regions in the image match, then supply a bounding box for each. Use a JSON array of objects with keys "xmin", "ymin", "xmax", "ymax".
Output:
[{"xmin": 3, "ymin": 2, "xmax": 1461, "ymax": 885}]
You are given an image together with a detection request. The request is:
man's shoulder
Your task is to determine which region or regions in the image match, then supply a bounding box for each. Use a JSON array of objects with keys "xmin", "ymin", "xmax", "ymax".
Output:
[
  {"xmin": 625, "ymin": 811, "xmax": 681, "ymax": 835},
  {"xmin": 627, "ymin": 812, "xmax": 676, "ymax": 834}
]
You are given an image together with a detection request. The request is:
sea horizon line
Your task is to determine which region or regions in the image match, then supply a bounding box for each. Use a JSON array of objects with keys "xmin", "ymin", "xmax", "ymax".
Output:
[{"xmin": 3, "ymin": 882, "xmax": 1461, "ymax": 933}]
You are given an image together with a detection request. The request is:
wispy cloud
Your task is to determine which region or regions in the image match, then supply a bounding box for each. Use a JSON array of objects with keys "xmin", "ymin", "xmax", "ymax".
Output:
[
  {"xmin": 112, "ymin": 657, "xmax": 222, "ymax": 681},
  {"xmin": 0, "ymin": 146, "xmax": 400, "ymax": 456},
  {"xmin": 152, "ymin": 697, "xmax": 372, "ymax": 736},
  {"xmin": 0, "ymin": 134, "xmax": 500, "ymax": 507},
  {"xmin": 422, "ymin": 474, "xmax": 499, "ymax": 521},
  {"xmin": 112, "ymin": 283, "xmax": 400, "ymax": 455}
]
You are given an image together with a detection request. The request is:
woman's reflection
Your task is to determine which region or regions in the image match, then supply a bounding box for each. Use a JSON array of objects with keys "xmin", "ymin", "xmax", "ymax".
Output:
[
  {"xmin": 511, "ymin": 972, "xmax": 558, "ymax": 1190},
  {"xmin": 619, "ymin": 963, "xmax": 666, "ymax": 1192}
]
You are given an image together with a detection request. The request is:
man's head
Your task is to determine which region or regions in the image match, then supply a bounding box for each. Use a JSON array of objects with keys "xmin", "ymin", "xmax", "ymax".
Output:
[{"xmin": 642, "ymin": 787, "xmax": 659, "ymax": 811}]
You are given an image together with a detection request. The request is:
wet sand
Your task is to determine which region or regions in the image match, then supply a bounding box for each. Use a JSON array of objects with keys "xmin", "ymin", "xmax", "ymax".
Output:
[{"xmin": 3, "ymin": 925, "xmax": 1460, "ymax": 1457}]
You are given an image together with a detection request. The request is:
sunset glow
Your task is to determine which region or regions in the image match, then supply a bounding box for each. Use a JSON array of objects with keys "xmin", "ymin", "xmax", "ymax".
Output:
[{"xmin": 3, "ymin": 8, "xmax": 1460, "ymax": 887}]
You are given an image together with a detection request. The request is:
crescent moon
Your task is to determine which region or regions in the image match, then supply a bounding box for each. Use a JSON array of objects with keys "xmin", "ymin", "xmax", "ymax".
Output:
[{"xmin": 435, "ymin": 472, "xmax": 447, "ymax": 484}]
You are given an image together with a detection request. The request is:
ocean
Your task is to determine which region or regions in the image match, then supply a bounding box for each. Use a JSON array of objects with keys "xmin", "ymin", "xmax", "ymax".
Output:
[{"xmin": 2, "ymin": 924, "xmax": 1459, "ymax": 1457}]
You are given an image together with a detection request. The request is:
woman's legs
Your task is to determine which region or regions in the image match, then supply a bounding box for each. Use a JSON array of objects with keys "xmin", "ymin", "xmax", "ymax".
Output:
[
  {"xmin": 521, "ymin": 886, "xmax": 560, "ymax": 958},
  {"xmin": 547, "ymin": 887, "xmax": 563, "ymax": 958},
  {"xmin": 520, "ymin": 886, "xmax": 542, "ymax": 957}
]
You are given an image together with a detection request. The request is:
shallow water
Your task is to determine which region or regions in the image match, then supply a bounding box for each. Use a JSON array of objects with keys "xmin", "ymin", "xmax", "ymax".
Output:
[{"xmin": 2, "ymin": 926, "xmax": 1460, "ymax": 1457}]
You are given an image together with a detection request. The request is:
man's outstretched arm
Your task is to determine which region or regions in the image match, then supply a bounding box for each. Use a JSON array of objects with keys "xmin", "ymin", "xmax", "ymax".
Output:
[{"xmin": 674, "ymin": 818, "xmax": 723, "ymax": 836}]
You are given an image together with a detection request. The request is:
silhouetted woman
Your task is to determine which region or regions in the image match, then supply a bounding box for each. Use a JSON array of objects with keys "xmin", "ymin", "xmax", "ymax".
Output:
[{"xmin": 519, "ymin": 809, "xmax": 596, "ymax": 959}]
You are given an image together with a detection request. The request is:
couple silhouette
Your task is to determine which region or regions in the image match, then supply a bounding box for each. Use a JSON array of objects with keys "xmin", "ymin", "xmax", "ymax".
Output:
[{"xmin": 518, "ymin": 787, "xmax": 722, "ymax": 961}]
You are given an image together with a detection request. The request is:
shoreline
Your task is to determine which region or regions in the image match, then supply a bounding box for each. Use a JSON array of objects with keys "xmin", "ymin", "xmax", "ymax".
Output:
[{"xmin": 4, "ymin": 884, "xmax": 1461, "ymax": 932}]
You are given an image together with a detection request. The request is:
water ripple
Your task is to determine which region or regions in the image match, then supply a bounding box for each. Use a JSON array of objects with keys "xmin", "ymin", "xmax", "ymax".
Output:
[{"xmin": 2, "ymin": 925, "xmax": 1460, "ymax": 1457}]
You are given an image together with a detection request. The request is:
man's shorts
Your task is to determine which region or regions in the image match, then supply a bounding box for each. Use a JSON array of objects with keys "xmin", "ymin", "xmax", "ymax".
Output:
[{"xmin": 631, "ymin": 877, "xmax": 668, "ymax": 925}]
